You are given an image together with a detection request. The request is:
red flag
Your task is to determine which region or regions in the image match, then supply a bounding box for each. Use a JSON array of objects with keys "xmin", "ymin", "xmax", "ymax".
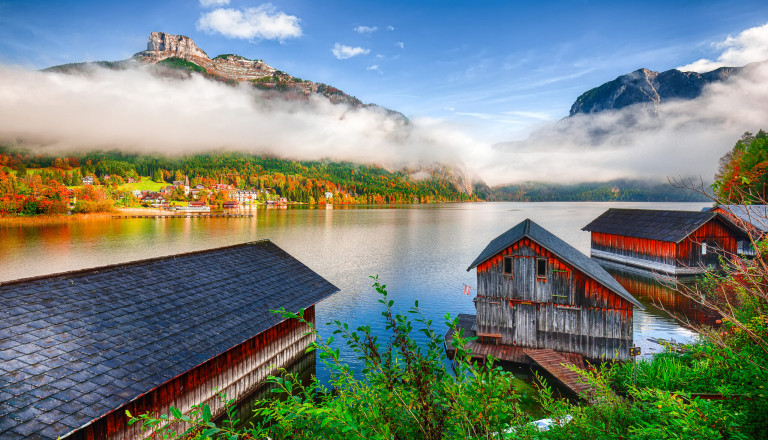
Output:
[{"xmin": 463, "ymin": 284, "xmax": 471, "ymax": 295}]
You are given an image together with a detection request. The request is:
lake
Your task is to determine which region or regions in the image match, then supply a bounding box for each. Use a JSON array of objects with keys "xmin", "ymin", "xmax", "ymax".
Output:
[{"xmin": 0, "ymin": 202, "xmax": 707, "ymax": 381}]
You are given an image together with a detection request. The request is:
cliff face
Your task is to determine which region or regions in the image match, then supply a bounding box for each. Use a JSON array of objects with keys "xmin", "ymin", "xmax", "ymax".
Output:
[
  {"xmin": 569, "ymin": 66, "xmax": 740, "ymax": 116},
  {"xmin": 132, "ymin": 32, "xmax": 372, "ymax": 108},
  {"xmin": 145, "ymin": 32, "xmax": 209, "ymax": 59},
  {"xmin": 135, "ymin": 32, "xmax": 277, "ymax": 82}
]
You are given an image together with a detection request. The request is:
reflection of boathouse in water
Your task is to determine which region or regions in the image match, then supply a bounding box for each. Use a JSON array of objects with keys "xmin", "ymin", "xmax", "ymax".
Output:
[
  {"xmin": 582, "ymin": 208, "xmax": 748, "ymax": 275},
  {"xmin": 595, "ymin": 259, "xmax": 720, "ymax": 326},
  {"xmin": 0, "ymin": 241, "xmax": 338, "ymax": 440}
]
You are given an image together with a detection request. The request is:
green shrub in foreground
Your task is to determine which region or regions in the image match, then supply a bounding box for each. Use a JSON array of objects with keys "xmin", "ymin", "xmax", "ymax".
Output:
[{"xmin": 129, "ymin": 277, "xmax": 752, "ymax": 439}]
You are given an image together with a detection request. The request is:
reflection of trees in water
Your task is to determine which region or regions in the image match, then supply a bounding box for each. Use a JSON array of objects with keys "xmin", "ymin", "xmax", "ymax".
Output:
[{"xmin": 599, "ymin": 261, "xmax": 720, "ymax": 326}]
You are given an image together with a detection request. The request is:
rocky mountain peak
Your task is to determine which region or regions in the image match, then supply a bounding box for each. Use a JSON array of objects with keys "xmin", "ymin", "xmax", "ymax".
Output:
[
  {"xmin": 146, "ymin": 32, "xmax": 209, "ymax": 60},
  {"xmin": 569, "ymin": 65, "xmax": 742, "ymax": 116}
]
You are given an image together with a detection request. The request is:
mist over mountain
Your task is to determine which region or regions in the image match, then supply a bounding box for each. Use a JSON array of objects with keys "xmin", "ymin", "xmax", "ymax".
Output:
[
  {"xmin": 3, "ymin": 31, "xmax": 768, "ymax": 194},
  {"xmin": 487, "ymin": 60, "xmax": 768, "ymax": 187}
]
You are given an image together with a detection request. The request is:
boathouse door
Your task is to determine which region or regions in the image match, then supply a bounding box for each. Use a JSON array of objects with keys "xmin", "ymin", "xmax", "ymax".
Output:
[{"xmin": 513, "ymin": 303, "xmax": 538, "ymax": 348}]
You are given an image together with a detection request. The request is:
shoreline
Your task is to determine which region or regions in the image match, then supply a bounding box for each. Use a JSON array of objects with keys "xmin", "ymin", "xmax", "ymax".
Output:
[{"xmin": 0, "ymin": 208, "xmax": 162, "ymax": 227}]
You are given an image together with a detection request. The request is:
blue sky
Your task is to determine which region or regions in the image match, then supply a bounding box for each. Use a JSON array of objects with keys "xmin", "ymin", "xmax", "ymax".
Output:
[{"xmin": 2, "ymin": 0, "xmax": 768, "ymax": 143}]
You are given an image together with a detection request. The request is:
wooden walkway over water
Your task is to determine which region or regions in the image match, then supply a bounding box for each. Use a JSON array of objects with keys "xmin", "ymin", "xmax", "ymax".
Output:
[
  {"xmin": 445, "ymin": 314, "xmax": 596, "ymax": 397},
  {"xmin": 113, "ymin": 213, "xmax": 253, "ymax": 219}
]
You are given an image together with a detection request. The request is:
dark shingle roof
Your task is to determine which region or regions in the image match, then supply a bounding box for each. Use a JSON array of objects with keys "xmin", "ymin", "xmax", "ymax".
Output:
[
  {"xmin": 466, "ymin": 218, "xmax": 642, "ymax": 309},
  {"xmin": 0, "ymin": 240, "xmax": 338, "ymax": 440},
  {"xmin": 708, "ymin": 205, "xmax": 768, "ymax": 233},
  {"xmin": 582, "ymin": 208, "xmax": 746, "ymax": 243}
]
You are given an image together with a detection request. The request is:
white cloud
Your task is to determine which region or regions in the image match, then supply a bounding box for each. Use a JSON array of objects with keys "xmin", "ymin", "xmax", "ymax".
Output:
[
  {"xmin": 353, "ymin": 25, "xmax": 377, "ymax": 34},
  {"xmin": 678, "ymin": 21, "xmax": 768, "ymax": 72},
  {"xmin": 386, "ymin": 25, "xmax": 395, "ymax": 31},
  {"xmin": 332, "ymin": 43, "xmax": 370, "ymax": 60},
  {"xmin": 395, "ymin": 41, "xmax": 404, "ymax": 49},
  {"xmin": 366, "ymin": 64, "xmax": 381, "ymax": 72},
  {"xmin": 196, "ymin": 4, "xmax": 302, "ymax": 40},
  {"xmin": 199, "ymin": 0, "xmax": 229, "ymax": 7}
]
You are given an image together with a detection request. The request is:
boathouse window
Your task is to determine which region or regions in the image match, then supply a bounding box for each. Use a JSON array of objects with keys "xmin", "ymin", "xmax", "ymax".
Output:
[
  {"xmin": 503, "ymin": 256, "xmax": 513, "ymax": 275},
  {"xmin": 536, "ymin": 258, "xmax": 547, "ymax": 278},
  {"xmin": 701, "ymin": 242, "xmax": 707, "ymax": 255}
]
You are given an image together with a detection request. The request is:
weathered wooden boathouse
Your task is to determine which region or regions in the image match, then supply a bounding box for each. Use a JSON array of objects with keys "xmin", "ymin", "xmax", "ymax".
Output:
[
  {"xmin": 705, "ymin": 204, "xmax": 768, "ymax": 256},
  {"xmin": 582, "ymin": 208, "xmax": 748, "ymax": 275},
  {"xmin": 0, "ymin": 241, "xmax": 338, "ymax": 440},
  {"xmin": 465, "ymin": 218, "xmax": 643, "ymax": 362}
]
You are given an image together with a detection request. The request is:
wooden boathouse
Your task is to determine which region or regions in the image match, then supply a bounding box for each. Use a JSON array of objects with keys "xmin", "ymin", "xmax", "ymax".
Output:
[
  {"xmin": 0, "ymin": 241, "xmax": 338, "ymax": 440},
  {"xmin": 582, "ymin": 208, "xmax": 748, "ymax": 275},
  {"xmin": 464, "ymin": 218, "xmax": 643, "ymax": 362},
  {"xmin": 705, "ymin": 204, "xmax": 768, "ymax": 256}
]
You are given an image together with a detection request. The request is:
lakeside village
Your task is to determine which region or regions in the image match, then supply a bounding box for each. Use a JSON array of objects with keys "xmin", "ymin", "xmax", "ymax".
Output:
[
  {"xmin": 88, "ymin": 174, "xmax": 295, "ymax": 212},
  {"xmin": 0, "ymin": 151, "xmax": 480, "ymax": 218}
]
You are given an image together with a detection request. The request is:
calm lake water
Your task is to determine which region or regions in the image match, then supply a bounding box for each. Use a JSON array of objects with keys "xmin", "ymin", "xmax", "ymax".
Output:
[{"xmin": 0, "ymin": 202, "xmax": 708, "ymax": 381}]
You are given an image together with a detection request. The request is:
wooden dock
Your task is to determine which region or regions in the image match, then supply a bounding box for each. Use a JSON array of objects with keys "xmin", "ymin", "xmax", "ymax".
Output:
[
  {"xmin": 113, "ymin": 213, "xmax": 253, "ymax": 219},
  {"xmin": 523, "ymin": 348, "xmax": 594, "ymax": 396},
  {"xmin": 445, "ymin": 314, "xmax": 596, "ymax": 397}
]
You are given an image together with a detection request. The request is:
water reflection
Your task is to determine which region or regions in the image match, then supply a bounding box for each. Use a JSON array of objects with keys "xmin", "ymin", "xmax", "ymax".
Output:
[
  {"xmin": 597, "ymin": 260, "xmax": 709, "ymax": 357},
  {"xmin": 224, "ymin": 352, "xmax": 316, "ymax": 430}
]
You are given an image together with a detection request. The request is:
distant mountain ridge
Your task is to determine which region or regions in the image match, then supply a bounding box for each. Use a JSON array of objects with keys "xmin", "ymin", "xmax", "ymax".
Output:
[
  {"xmin": 569, "ymin": 65, "xmax": 742, "ymax": 116},
  {"xmin": 46, "ymin": 31, "xmax": 385, "ymax": 110}
]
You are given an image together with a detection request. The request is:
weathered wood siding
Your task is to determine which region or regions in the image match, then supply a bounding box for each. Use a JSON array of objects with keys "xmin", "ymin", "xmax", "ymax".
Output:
[
  {"xmin": 590, "ymin": 219, "xmax": 737, "ymax": 273},
  {"xmin": 67, "ymin": 307, "xmax": 316, "ymax": 440},
  {"xmin": 590, "ymin": 232, "xmax": 677, "ymax": 271},
  {"xmin": 677, "ymin": 220, "xmax": 737, "ymax": 268},
  {"xmin": 475, "ymin": 238, "xmax": 633, "ymax": 361}
]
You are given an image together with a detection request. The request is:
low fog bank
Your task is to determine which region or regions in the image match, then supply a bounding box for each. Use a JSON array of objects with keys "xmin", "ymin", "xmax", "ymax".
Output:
[
  {"xmin": 0, "ymin": 64, "xmax": 479, "ymax": 169},
  {"xmin": 1, "ymin": 62, "xmax": 767, "ymax": 187}
]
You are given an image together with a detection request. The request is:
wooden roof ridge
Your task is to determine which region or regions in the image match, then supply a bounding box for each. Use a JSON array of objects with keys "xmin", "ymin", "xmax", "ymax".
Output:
[
  {"xmin": 581, "ymin": 208, "xmax": 748, "ymax": 243},
  {"xmin": 708, "ymin": 204, "xmax": 768, "ymax": 233},
  {"xmin": 467, "ymin": 218, "xmax": 643, "ymax": 309},
  {"xmin": 0, "ymin": 240, "xmax": 270, "ymax": 288}
]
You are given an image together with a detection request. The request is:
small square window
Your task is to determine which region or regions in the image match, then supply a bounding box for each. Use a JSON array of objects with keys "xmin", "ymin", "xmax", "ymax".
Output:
[
  {"xmin": 536, "ymin": 258, "xmax": 547, "ymax": 278},
  {"xmin": 503, "ymin": 256, "xmax": 513, "ymax": 275}
]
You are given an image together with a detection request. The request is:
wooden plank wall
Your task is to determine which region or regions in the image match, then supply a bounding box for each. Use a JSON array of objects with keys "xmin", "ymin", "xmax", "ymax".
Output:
[
  {"xmin": 590, "ymin": 219, "xmax": 738, "ymax": 270},
  {"xmin": 677, "ymin": 220, "xmax": 737, "ymax": 267},
  {"xmin": 475, "ymin": 239, "xmax": 633, "ymax": 361},
  {"xmin": 590, "ymin": 232, "xmax": 676, "ymax": 267},
  {"xmin": 68, "ymin": 306, "xmax": 316, "ymax": 440}
]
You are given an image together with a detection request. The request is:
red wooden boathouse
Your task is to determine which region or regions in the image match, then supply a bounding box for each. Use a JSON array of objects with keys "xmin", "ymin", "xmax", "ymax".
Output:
[
  {"xmin": 466, "ymin": 219, "xmax": 643, "ymax": 362},
  {"xmin": 0, "ymin": 241, "xmax": 338, "ymax": 440},
  {"xmin": 705, "ymin": 204, "xmax": 768, "ymax": 256},
  {"xmin": 582, "ymin": 208, "xmax": 747, "ymax": 275}
]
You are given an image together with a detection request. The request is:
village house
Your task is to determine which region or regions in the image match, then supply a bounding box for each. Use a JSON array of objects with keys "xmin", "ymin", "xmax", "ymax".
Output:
[
  {"xmin": 232, "ymin": 190, "xmax": 259, "ymax": 203},
  {"xmin": 582, "ymin": 208, "xmax": 748, "ymax": 275},
  {"xmin": 0, "ymin": 241, "xmax": 338, "ymax": 440},
  {"xmin": 466, "ymin": 218, "xmax": 642, "ymax": 361},
  {"xmin": 81, "ymin": 175, "xmax": 94, "ymax": 185}
]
